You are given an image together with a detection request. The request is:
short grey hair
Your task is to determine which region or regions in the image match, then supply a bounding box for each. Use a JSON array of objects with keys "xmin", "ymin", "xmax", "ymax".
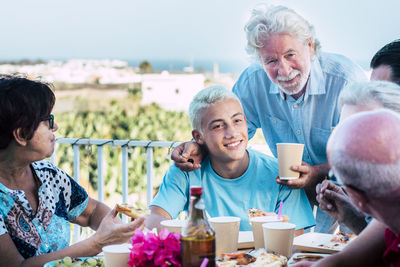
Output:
[
  {"xmin": 338, "ymin": 81, "xmax": 400, "ymax": 113},
  {"xmin": 189, "ymin": 85, "xmax": 241, "ymax": 133},
  {"xmin": 245, "ymin": 4, "xmax": 321, "ymax": 61},
  {"xmin": 330, "ymin": 149, "xmax": 400, "ymax": 198}
]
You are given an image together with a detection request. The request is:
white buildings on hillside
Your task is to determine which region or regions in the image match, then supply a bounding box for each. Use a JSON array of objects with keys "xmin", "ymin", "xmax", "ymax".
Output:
[
  {"xmin": 141, "ymin": 71, "xmax": 205, "ymax": 111},
  {"xmin": 0, "ymin": 59, "xmax": 209, "ymax": 111}
]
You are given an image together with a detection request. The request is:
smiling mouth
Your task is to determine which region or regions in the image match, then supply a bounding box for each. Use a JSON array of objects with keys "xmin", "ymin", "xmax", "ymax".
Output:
[
  {"xmin": 224, "ymin": 140, "xmax": 242, "ymax": 147},
  {"xmin": 279, "ymin": 74, "xmax": 299, "ymax": 84}
]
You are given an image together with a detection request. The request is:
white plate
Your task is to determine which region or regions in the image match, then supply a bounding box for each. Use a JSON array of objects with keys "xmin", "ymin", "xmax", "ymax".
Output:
[
  {"xmin": 293, "ymin": 232, "xmax": 350, "ymax": 254},
  {"xmin": 237, "ymin": 231, "xmax": 254, "ymax": 249},
  {"xmin": 288, "ymin": 252, "xmax": 329, "ymax": 266}
]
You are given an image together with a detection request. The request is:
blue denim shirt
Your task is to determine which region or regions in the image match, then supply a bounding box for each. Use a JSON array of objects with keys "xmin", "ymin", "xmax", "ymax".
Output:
[{"xmin": 233, "ymin": 52, "xmax": 367, "ymax": 165}]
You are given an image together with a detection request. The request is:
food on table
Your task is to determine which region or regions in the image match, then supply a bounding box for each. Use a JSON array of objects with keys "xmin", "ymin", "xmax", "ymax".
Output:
[
  {"xmin": 252, "ymin": 252, "xmax": 287, "ymax": 267},
  {"xmin": 330, "ymin": 231, "xmax": 357, "ymax": 244},
  {"xmin": 115, "ymin": 203, "xmax": 150, "ymax": 219},
  {"xmin": 53, "ymin": 256, "xmax": 104, "ymax": 267},
  {"xmin": 221, "ymin": 251, "xmax": 256, "ymax": 265},
  {"xmin": 317, "ymin": 232, "xmax": 357, "ymax": 250},
  {"xmin": 292, "ymin": 254, "xmax": 324, "ymax": 262},
  {"xmin": 246, "ymin": 208, "xmax": 276, "ymax": 217},
  {"xmin": 181, "ymin": 186, "xmax": 216, "ymax": 266},
  {"xmin": 217, "ymin": 260, "xmax": 237, "ymax": 267},
  {"xmin": 246, "ymin": 208, "xmax": 290, "ymax": 222},
  {"xmin": 217, "ymin": 251, "xmax": 287, "ymax": 267}
]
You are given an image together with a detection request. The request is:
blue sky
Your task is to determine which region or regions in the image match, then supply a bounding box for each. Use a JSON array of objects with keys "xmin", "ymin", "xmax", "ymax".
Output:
[{"xmin": 1, "ymin": 0, "xmax": 399, "ymax": 69}]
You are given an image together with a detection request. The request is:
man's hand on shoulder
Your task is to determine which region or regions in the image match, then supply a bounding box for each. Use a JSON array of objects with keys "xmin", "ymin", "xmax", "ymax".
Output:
[
  {"xmin": 171, "ymin": 140, "xmax": 204, "ymax": 172},
  {"xmin": 276, "ymin": 162, "xmax": 329, "ymax": 189}
]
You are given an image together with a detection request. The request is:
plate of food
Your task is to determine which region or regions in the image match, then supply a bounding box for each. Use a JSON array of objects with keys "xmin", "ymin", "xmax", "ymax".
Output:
[
  {"xmin": 116, "ymin": 203, "xmax": 150, "ymax": 219},
  {"xmin": 217, "ymin": 249, "xmax": 287, "ymax": 267},
  {"xmin": 293, "ymin": 232, "xmax": 357, "ymax": 254},
  {"xmin": 44, "ymin": 256, "xmax": 104, "ymax": 267},
  {"xmin": 288, "ymin": 252, "xmax": 329, "ymax": 265}
]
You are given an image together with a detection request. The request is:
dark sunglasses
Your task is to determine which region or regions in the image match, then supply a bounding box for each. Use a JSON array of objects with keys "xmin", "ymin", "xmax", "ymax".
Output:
[{"xmin": 41, "ymin": 114, "xmax": 54, "ymax": 129}]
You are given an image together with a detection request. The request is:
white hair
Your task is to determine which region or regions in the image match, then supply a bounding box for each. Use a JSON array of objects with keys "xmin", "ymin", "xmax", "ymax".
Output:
[
  {"xmin": 189, "ymin": 85, "xmax": 241, "ymax": 133},
  {"xmin": 330, "ymin": 151, "xmax": 400, "ymax": 198},
  {"xmin": 245, "ymin": 4, "xmax": 320, "ymax": 61},
  {"xmin": 334, "ymin": 82, "xmax": 400, "ymax": 197},
  {"xmin": 338, "ymin": 81, "xmax": 400, "ymax": 113}
]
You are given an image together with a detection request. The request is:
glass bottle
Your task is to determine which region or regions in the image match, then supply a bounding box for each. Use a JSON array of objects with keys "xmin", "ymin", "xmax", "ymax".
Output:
[{"xmin": 181, "ymin": 186, "xmax": 216, "ymax": 267}]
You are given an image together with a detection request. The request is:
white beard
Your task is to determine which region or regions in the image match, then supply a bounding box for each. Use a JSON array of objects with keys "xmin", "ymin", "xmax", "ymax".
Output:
[{"xmin": 277, "ymin": 67, "xmax": 311, "ymax": 96}]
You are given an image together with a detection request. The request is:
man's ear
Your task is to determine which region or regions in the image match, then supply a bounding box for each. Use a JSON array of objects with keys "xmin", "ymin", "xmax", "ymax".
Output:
[
  {"xmin": 345, "ymin": 186, "xmax": 369, "ymax": 213},
  {"xmin": 192, "ymin": 130, "xmax": 204, "ymax": 145},
  {"xmin": 13, "ymin": 129, "xmax": 28, "ymax": 146},
  {"xmin": 307, "ymin": 38, "xmax": 315, "ymax": 58}
]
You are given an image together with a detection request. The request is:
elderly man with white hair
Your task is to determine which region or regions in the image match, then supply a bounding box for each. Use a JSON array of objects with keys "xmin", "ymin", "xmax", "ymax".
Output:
[
  {"xmin": 294, "ymin": 109, "xmax": 400, "ymax": 267},
  {"xmin": 172, "ymin": 4, "xmax": 367, "ymax": 233}
]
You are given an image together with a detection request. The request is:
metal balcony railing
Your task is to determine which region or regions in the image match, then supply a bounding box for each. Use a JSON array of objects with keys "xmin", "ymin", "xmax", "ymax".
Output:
[{"xmin": 51, "ymin": 138, "xmax": 181, "ymax": 242}]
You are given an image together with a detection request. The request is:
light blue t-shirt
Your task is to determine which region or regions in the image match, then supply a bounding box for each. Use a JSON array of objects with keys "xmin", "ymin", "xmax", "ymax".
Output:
[
  {"xmin": 232, "ymin": 52, "xmax": 367, "ymax": 166},
  {"xmin": 151, "ymin": 149, "xmax": 315, "ymax": 231}
]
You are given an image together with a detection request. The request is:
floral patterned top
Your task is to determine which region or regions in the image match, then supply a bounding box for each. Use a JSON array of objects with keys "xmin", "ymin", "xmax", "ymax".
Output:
[{"xmin": 0, "ymin": 160, "xmax": 88, "ymax": 258}]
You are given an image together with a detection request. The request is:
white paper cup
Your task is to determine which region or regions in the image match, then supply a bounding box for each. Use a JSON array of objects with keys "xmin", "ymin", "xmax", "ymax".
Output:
[
  {"xmin": 263, "ymin": 222, "xmax": 296, "ymax": 258},
  {"xmin": 209, "ymin": 216, "xmax": 241, "ymax": 257},
  {"xmin": 160, "ymin": 219, "xmax": 187, "ymax": 233},
  {"xmin": 250, "ymin": 216, "xmax": 282, "ymax": 249},
  {"xmin": 102, "ymin": 243, "xmax": 131, "ymax": 267},
  {"xmin": 277, "ymin": 143, "xmax": 304, "ymax": 180}
]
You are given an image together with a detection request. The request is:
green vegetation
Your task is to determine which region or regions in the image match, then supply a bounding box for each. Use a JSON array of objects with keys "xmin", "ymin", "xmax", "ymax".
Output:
[
  {"xmin": 54, "ymin": 90, "xmax": 191, "ymax": 207},
  {"xmin": 139, "ymin": 60, "xmax": 153, "ymax": 73}
]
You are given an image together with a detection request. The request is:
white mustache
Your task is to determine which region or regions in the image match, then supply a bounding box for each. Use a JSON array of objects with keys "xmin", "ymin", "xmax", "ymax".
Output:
[{"xmin": 277, "ymin": 70, "xmax": 301, "ymax": 81}]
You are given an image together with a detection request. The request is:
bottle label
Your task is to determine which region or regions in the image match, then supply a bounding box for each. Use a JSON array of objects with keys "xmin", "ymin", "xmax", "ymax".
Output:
[{"xmin": 194, "ymin": 198, "xmax": 205, "ymax": 210}]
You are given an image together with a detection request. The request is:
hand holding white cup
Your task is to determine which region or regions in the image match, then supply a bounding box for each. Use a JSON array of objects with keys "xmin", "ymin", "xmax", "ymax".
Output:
[{"xmin": 277, "ymin": 143, "xmax": 304, "ymax": 180}]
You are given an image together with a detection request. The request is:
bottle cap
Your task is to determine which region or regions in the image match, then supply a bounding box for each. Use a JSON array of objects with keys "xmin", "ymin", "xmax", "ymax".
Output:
[{"xmin": 190, "ymin": 186, "xmax": 203, "ymax": 195}]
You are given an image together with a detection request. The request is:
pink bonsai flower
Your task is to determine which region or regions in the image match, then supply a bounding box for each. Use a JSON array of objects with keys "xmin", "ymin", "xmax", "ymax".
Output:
[{"xmin": 128, "ymin": 228, "xmax": 181, "ymax": 267}]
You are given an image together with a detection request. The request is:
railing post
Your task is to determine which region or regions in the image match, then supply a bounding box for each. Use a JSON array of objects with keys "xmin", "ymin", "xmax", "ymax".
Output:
[
  {"xmin": 72, "ymin": 144, "xmax": 80, "ymax": 243},
  {"xmin": 121, "ymin": 146, "xmax": 129, "ymax": 223},
  {"xmin": 122, "ymin": 146, "xmax": 129, "ymax": 203},
  {"xmin": 146, "ymin": 147, "xmax": 154, "ymax": 207},
  {"xmin": 97, "ymin": 145, "xmax": 104, "ymax": 203}
]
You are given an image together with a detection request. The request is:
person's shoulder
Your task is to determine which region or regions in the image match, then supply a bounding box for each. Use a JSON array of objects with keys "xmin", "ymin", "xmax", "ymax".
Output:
[
  {"xmin": 318, "ymin": 52, "xmax": 367, "ymax": 81},
  {"xmin": 248, "ymin": 148, "xmax": 278, "ymax": 168},
  {"xmin": 32, "ymin": 160, "xmax": 59, "ymax": 175},
  {"xmin": 165, "ymin": 162, "xmax": 203, "ymax": 180},
  {"xmin": 236, "ymin": 63, "xmax": 267, "ymax": 82}
]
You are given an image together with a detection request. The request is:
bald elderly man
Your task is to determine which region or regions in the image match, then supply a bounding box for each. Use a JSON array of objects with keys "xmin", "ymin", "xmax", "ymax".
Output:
[{"xmin": 294, "ymin": 109, "xmax": 400, "ymax": 266}]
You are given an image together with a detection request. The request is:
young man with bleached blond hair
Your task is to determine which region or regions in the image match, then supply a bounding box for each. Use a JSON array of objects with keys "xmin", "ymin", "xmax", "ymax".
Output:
[{"xmin": 146, "ymin": 85, "xmax": 315, "ymax": 233}]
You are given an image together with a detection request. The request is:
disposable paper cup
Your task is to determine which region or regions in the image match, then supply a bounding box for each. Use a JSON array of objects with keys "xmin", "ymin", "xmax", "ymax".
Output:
[
  {"xmin": 102, "ymin": 243, "xmax": 131, "ymax": 267},
  {"xmin": 209, "ymin": 216, "xmax": 241, "ymax": 257},
  {"xmin": 160, "ymin": 219, "xmax": 187, "ymax": 233},
  {"xmin": 250, "ymin": 216, "xmax": 282, "ymax": 249},
  {"xmin": 277, "ymin": 143, "xmax": 304, "ymax": 180},
  {"xmin": 262, "ymin": 222, "xmax": 296, "ymax": 258}
]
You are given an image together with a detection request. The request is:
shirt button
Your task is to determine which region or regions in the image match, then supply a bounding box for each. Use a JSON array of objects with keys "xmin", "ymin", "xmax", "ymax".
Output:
[
  {"xmin": 293, "ymin": 104, "xmax": 298, "ymax": 109},
  {"xmin": 296, "ymin": 130, "xmax": 301, "ymax": 135},
  {"xmin": 272, "ymin": 119, "xmax": 277, "ymax": 124}
]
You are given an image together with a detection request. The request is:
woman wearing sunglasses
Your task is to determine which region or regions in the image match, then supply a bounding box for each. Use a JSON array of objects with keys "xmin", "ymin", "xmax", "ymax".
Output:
[{"xmin": 0, "ymin": 75, "xmax": 145, "ymax": 267}]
